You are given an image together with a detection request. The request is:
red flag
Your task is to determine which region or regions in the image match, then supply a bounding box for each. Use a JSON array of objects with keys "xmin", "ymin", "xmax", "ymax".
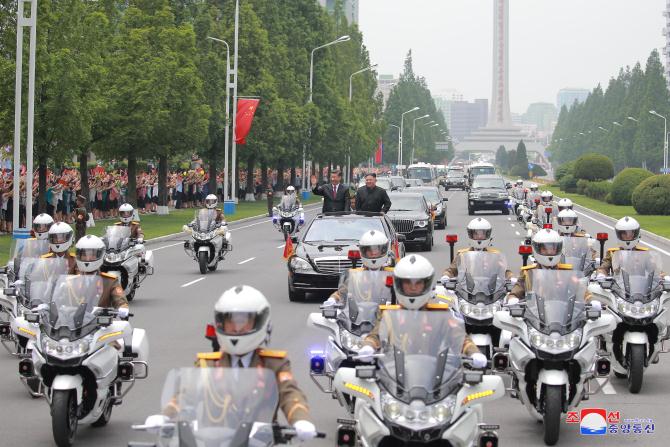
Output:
[
  {"xmin": 235, "ymin": 99, "xmax": 260, "ymax": 145},
  {"xmin": 393, "ymin": 240, "xmax": 400, "ymax": 260},
  {"xmin": 283, "ymin": 237, "xmax": 294, "ymax": 260},
  {"xmin": 374, "ymin": 138, "xmax": 383, "ymax": 164}
]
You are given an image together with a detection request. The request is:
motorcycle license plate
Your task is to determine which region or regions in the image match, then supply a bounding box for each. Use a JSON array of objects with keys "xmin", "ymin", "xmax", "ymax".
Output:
[{"xmin": 485, "ymin": 201, "xmax": 493, "ymax": 204}]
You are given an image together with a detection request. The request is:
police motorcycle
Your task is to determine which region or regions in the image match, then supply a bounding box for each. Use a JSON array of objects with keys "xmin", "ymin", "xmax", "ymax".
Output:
[
  {"xmin": 492, "ymin": 269, "xmax": 616, "ymax": 445},
  {"xmin": 525, "ymin": 200, "xmax": 556, "ymax": 244},
  {"xmin": 26, "ymin": 274, "xmax": 149, "ymax": 447},
  {"xmin": 588, "ymin": 250, "xmax": 670, "ymax": 393},
  {"xmin": 183, "ymin": 209, "xmax": 232, "ymax": 274},
  {"xmin": 130, "ymin": 367, "xmax": 325, "ymax": 447},
  {"xmin": 272, "ymin": 196, "xmax": 304, "ymax": 241},
  {"xmin": 101, "ymin": 226, "xmax": 154, "ymax": 301},
  {"xmin": 332, "ymin": 309, "xmax": 503, "ymax": 447},
  {"xmin": 442, "ymin": 251, "xmax": 512, "ymax": 360},
  {"xmin": 308, "ymin": 268, "xmax": 393, "ymax": 414}
]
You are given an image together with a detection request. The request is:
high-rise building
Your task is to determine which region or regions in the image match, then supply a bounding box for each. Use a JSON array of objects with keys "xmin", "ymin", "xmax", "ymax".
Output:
[
  {"xmin": 440, "ymin": 99, "xmax": 488, "ymax": 142},
  {"xmin": 664, "ymin": 1, "xmax": 670, "ymax": 88},
  {"xmin": 556, "ymin": 88, "xmax": 590, "ymax": 111},
  {"xmin": 377, "ymin": 74, "xmax": 397, "ymax": 107},
  {"xmin": 317, "ymin": 0, "xmax": 358, "ymax": 24},
  {"xmin": 523, "ymin": 102, "xmax": 557, "ymax": 133}
]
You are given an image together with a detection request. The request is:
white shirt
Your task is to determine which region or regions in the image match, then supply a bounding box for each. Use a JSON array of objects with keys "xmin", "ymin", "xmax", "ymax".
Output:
[{"xmin": 230, "ymin": 352, "xmax": 254, "ymax": 368}]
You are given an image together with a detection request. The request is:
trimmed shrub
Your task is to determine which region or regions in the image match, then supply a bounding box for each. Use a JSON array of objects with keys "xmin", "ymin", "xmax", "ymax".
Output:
[
  {"xmin": 632, "ymin": 175, "xmax": 670, "ymax": 215},
  {"xmin": 610, "ymin": 168, "xmax": 654, "ymax": 205},
  {"xmin": 576, "ymin": 179, "xmax": 590, "ymax": 195},
  {"xmin": 559, "ymin": 174, "xmax": 578, "ymax": 193},
  {"xmin": 554, "ymin": 161, "xmax": 576, "ymax": 182},
  {"xmin": 573, "ymin": 153, "xmax": 614, "ymax": 181},
  {"xmin": 584, "ymin": 180, "xmax": 611, "ymax": 201},
  {"xmin": 509, "ymin": 164, "xmax": 529, "ymax": 179}
]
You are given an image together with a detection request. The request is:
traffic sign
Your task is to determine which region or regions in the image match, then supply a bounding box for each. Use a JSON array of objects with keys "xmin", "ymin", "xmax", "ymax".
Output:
[
  {"xmin": 661, "ymin": 168, "xmax": 670, "ymax": 174},
  {"xmin": 528, "ymin": 163, "xmax": 534, "ymax": 170}
]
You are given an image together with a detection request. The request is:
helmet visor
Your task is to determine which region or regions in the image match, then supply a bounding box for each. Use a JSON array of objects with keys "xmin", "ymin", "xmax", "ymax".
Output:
[
  {"xmin": 532, "ymin": 241, "xmax": 562, "ymax": 257},
  {"xmin": 467, "ymin": 228, "xmax": 492, "ymax": 241},
  {"xmin": 360, "ymin": 244, "xmax": 387, "ymax": 259},
  {"xmin": 557, "ymin": 216, "xmax": 578, "ymax": 227},
  {"xmin": 215, "ymin": 308, "xmax": 270, "ymax": 336},
  {"xmin": 120, "ymin": 210, "xmax": 133, "ymax": 219},
  {"xmin": 33, "ymin": 223, "xmax": 51, "ymax": 234},
  {"xmin": 541, "ymin": 195, "xmax": 553, "ymax": 202},
  {"xmin": 394, "ymin": 276, "xmax": 433, "ymax": 297},
  {"xmin": 76, "ymin": 247, "xmax": 104, "ymax": 262},
  {"xmin": 205, "ymin": 198, "xmax": 217, "ymax": 207},
  {"xmin": 48, "ymin": 231, "xmax": 72, "ymax": 245},
  {"xmin": 616, "ymin": 228, "xmax": 639, "ymax": 242}
]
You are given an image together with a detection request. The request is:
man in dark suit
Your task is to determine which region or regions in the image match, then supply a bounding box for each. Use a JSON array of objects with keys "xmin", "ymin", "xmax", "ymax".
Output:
[
  {"xmin": 355, "ymin": 173, "xmax": 392, "ymax": 213},
  {"xmin": 311, "ymin": 170, "xmax": 351, "ymax": 213}
]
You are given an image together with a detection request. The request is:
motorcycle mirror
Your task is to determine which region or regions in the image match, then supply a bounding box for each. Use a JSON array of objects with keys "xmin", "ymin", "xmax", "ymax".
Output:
[
  {"xmin": 600, "ymin": 279, "xmax": 613, "ymax": 290},
  {"xmin": 505, "ymin": 280, "xmax": 513, "ymax": 292},
  {"xmin": 322, "ymin": 308, "xmax": 338, "ymax": 319},
  {"xmin": 3, "ymin": 288, "xmax": 16, "ymax": 296},
  {"xmin": 586, "ymin": 309, "xmax": 601, "ymax": 320},
  {"xmin": 0, "ymin": 266, "xmax": 6, "ymax": 274},
  {"xmin": 463, "ymin": 370, "xmax": 483, "ymax": 385},
  {"xmin": 663, "ymin": 281, "xmax": 670, "ymax": 292},
  {"xmin": 97, "ymin": 315, "xmax": 113, "ymax": 326},
  {"xmin": 355, "ymin": 365, "xmax": 377, "ymax": 379},
  {"xmin": 509, "ymin": 306, "xmax": 525, "ymax": 318},
  {"xmin": 24, "ymin": 313, "xmax": 39, "ymax": 323},
  {"xmin": 445, "ymin": 280, "xmax": 457, "ymax": 291}
]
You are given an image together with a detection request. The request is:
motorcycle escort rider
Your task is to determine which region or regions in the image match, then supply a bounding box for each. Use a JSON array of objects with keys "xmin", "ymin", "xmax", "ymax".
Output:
[
  {"xmin": 31, "ymin": 213, "xmax": 54, "ymax": 240},
  {"xmin": 274, "ymin": 185, "xmax": 304, "ymax": 229},
  {"xmin": 358, "ymin": 254, "xmax": 488, "ymax": 369},
  {"xmin": 323, "ymin": 230, "xmax": 395, "ymax": 306},
  {"xmin": 142, "ymin": 285, "xmax": 318, "ymax": 442},
  {"xmin": 533, "ymin": 191, "xmax": 557, "ymax": 226},
  {"xmin": 40, "ymin": 222, "xmax": 78, "ymax": 274},
  {"xmin": 117, "ymin": 203, "xmax": 145, "ymax": 242}
]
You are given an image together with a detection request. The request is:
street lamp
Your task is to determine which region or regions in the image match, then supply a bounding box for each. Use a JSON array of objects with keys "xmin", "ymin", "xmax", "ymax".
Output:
[
  {"xmin": 349, "ymin": 63, "xmax": 377, "ymax": 102},
  {"xmin": 207, "ymin": 36, "xmax": 232, "ymax": 203},
  {"xmin": 410, "ymin": 114, "xmax": 430, "ymax": 165},
  {"xmin": 627, "ymin": 116, "xmax": 639, "ymax": 123},
  {"xmin": 613, "ymin": 121, "xmax": 623, "ymax": 127},
  {"xmin": 399, "ymin": 107, "xmax": 420, "ymax": 167},
  {"xmin": 649, "ymin": 110, "xmax": 668, "ymax": 174},
  {"xmin": 390, "ymin": 124, "xmax": 401, "ymax": 166},
  {"xmin": 597, "ymin": 126, "xmax": 608, "ymax": 132}
]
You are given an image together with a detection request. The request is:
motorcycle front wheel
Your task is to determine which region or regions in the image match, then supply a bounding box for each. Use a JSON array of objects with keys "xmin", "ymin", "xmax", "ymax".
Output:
[
  {"xmin": 543, "ymin": 385, "xmax": 562, "ymax": 446},
  {"xmin": 52, "ymin": 389, "xmax": 78, "ymax": 447},
  {"xmin": 198, "ymin": 251, "xmax": 208, "ymax": 274},
  {"xmin": 627, "ymin": 344, "xmax": 645, "ymax": 394}
]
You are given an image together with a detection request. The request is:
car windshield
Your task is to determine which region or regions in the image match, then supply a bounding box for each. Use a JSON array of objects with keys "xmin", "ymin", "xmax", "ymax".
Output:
[
  {"xmin": 472, "ymin": 177, "xmax": 505, "ymax": 189},
  {"xmin": 470, "ymin": 167, "xmax": 495, "ymax": 177},
  {"xmin": 455, "ymin": 251, "xmax": 509, "ymax": 304},
  {"xmin": 389, "ymin": 177, "xmax": 405, "ymax": 187},
  {"xmin": 195, "ymin": 209, "xmax": 217, "ymax": 232},
  {"xmin": 375, "ymin": 178, "xmax": 392, "ymax": 190},
  {"xmin": 337, "ymin": 269, "xmax": 391, "ymax": 336},
  {"xmin": 611, "ymin": 250, "xmax": 663, "ymax": 304},
  {"xmin": 447, "ymin": 170, "xmax": 464, "ymax": 178},
  {"xmin": 524, "ymin": 269, "xmax": 588, "ymax": 335},
  {"xmin": 378, "ymin": 309, "xmax": 465, "ymax": 404},
  {"xmin": 562, "ymin": 237, "xmax": 593, "ymax": 274},
  {"xmin": 157, "ymin": 367, "xmax": 278, "ymax": 446},
  {"xmin": 419, "ymin": 189, "xmax": 441, "ymax": 204},
  {"xmin": 407, "ymin": 167, "xmax": 433, "ymax": 181},
  {"xmin": 389, "ymin": 196, "xmax": 423, "ymax": 212},
  {"xmin": 304, "ymin": 218, "xmax": 385, "ymax": 243},
  {"xmin": 104, "ymin": 226, "xmax": 131, "ymax": 252}
]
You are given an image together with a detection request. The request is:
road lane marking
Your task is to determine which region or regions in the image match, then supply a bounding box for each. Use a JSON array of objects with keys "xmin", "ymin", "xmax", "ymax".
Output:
[
  {"xmin": 515, "ymin": 231, "xmax": 520, "ymax": 236},
  {"xmin": 238, "ymin": 257, "xmax": 256, "ymax": 265},
  {"xmin": 596, "ymin": 378, "xmax": 617, "ymax": 395},
  {"xmin": 277, "ymin": 244, "xmax": 285, "ymax": 249},
  {"xmin": 510, "ymin": 223, "xmax": 516, "ymax": 228},
  {"xmin": 574, "ymin": 210, "xmax": 670, "ymax": 257},
  {"xmin": 507, "ymin": 217, "xmax": 512, "ymax": 221},
  {"xmin": 153, "ymin": 242, "xmax": 184, "ymax": 251},
  {"xmin": 181, "ymin": 277, "xmax": 205, "ymax": 288}
]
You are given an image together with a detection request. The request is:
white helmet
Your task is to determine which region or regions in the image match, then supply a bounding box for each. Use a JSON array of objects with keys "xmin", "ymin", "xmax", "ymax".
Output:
[
  {"xmin": 467, "ymin": 218, "xmax": 492, "ymax": 250},
  {"xmin": 33, "ymin": 213, "xmax": 54, "ymax": 240},
  {"xmin": 359, "ymin": 230, "xmax": 389, "ymax": 270},
  {"xmin": 393, "ymin": 254, "xmax": 435, "ymax": 310},
  {"xmin": 47, "ymin": 222, "xmax": 73, "ymax": 253},
  {"xmin": 556, "ymin": 209, "xmax": 579, "ymax": 235},
  {"xmin": 119, "ymin": 203, "xmax": 134, "ymax": 224},
  {"xmin": 615, "ymin": 216, "xmax": 640, "ymax": 250},
  {"xmin": 515, "ymin": 179, "xmax": 523, "ymax": 186},
  {"xmin": 214, "ymin": 285, "xmax": 271, "ymax": 356},
  {"xmin": 205, "ymin": 194, "xmax": 218, "ymax": 209},
  {"xmin": 75, "ymin": 235, "xmax": 106, "ymax": 272},
  {"xmin": 531, "ymin": 229, "xmax": 563, "ymax": 268},
  {"xmin": 529, "ymin": 183, "xmax": 539, "ymax": 192},
  {"xmin": 557, "ymin": 198, "xmax": 573, "ymax": 212},
  {"xmin": 286, "ymin": 185, "xmax": 296, "ymax": 195},
  {"xmin": 540, "ymin": 190, "xmax": 553, "ymax": 203}
]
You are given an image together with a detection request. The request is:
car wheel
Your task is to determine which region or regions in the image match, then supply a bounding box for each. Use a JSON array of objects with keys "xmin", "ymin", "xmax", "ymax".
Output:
[
  {"xmin": 288, "ymin": 281, "xmax": 305, "ymax": 302},
  {"xmin": 468, "ymin": 207, "xmax": 474, "ymax": 216},
  {"xmin": 423, "ymin": 235, "xmax": 433, "ymax": 251}
]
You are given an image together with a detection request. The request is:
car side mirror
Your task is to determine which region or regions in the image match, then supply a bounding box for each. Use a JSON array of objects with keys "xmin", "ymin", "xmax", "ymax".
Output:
[
  {"xmin": 397, "ymin": 234, "xmax": 406, "ymax": 242},
  {"xmin": 509, "ymin": 305, "xmax": 525, "ymax": 318},
  {"xmin": 355, "ymin": 365, "xmax": 377, "ymax": 379}
]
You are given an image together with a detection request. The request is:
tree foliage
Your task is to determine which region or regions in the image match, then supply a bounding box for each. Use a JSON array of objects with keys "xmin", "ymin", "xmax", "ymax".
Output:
[
  {"xmin": 632, "ymin": 175, "xmax": 670, "ymax": 215},
  {"xmin": 573, "ymin": 153, "xmax": 614, "ymax": 181},
  {"xmin": 610, "ymin": 168, "xmax": 653, "ymax": 205}
]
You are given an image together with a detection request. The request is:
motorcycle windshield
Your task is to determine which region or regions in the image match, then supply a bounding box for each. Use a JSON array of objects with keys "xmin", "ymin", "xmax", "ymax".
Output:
[
  {"xmin": 378, "ymin": 309, "xmax": 465, "ymax": 404},
  {"xmin": 561, "ymin": 237, "xmax": 591, "ymax": 272},
  {"xmin": 41, "ymin": 275, "xmax": 104, "ymax": 340},
  {"xmin": 338, "ymin": 269, "xmax": 390, "ymax": 335},
  {"xmin": 279, "ymin": 195, "xmax": 298, "ymax": 211},
  {"xmin": 512, "ymin": 188, "xmax": 525, "ymax": 200},
  {"xmin": 195, "ymin": 209, "xmax": 217, "ymax": 233},
  {"xmin": 104, "ymin": 226, "xmax": 131, "ymax": 251},
  {"xmin": 455, "ymin": 251, "xmax": 508, "ymax": 304},
  {"xmin": 159, "ymin": 367, "xmax": 279, "ymax": 447},
  {"xmin": 611, "ymin": 250, "xmax": 663, "ymax": 304},
  {"xmin": 10, "ymin": 239, "xmax": 49, "ymax": 278},
  {"xmin": 19, "ymin": 257, "xmax": 68, "ymax": 307},
  {"xmin": 524, "ymin": 269, "xmax": 588, "ymax": 335}
]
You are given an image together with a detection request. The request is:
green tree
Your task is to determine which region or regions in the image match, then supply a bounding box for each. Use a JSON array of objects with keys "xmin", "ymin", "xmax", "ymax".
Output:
[
  {"xmin": 495, "ymin": 145, "xmax": 508, "ymax": 170},
  {"xmin": 514, "ymin": 140, "xmax": 529, "ymax": 179}
]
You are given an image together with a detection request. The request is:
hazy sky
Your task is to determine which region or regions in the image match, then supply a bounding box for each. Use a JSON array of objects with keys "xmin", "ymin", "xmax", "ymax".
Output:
[{"xmin": 358, "ymin": 0, "xmax": 667, "ymax": 114}]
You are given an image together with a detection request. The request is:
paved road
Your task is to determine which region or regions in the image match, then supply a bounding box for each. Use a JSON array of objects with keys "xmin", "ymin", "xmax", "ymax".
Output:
[{"xmin": 0, "ymin": 190, "xmax": 668, "ymax": 446}]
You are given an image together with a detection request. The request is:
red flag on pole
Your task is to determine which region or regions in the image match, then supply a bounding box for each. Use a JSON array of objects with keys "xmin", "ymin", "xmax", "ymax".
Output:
[
  {"xmin": 374, "ymin": 138, "xmax": 383, "ymax": 164},
  {"xmin": 283, "ymin": 237, "xmax": 294, "ymax": 260},
  {"xmin": 235, "ymin": 99, "xmax": 260, "ymax": 145}
]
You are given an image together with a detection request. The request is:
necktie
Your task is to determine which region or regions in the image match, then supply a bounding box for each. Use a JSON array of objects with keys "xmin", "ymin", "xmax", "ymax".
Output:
[{"xmin": 332, "ymin": 184, "xmax": 337, "ymax": 197}]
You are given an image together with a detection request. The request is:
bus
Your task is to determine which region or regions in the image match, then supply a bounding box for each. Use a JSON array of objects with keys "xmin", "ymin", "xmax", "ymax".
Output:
[
  {"xmin": 466, "ymin": 162, "xmax": 496, "ymax": 186},
  {"xmin": 406, "ymin": 163, "xmax": 436, "ymax": 185}
]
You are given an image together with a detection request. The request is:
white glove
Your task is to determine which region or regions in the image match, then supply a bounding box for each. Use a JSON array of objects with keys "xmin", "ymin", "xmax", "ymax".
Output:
[
  {"xmin": 117, "ymin": 307, "xmax": 130, "ymax": 319},
  {"xmin": 507, "ymin": 297, "xmax": 520, "ymax": 306},
  {"xmin": 439, "ymin": 275, "xmax": 451, "ymax": 285},
  {"xmin": 590, "ymin": 300, "xmax": 602, "ymax": 311},
  {"xmin": 293, "ymin": 420, "xmax": 317, "ymax": 442},
  {"xmin": 32, "ymin": 303, "xmax": 49, "ymax": 312},
  {"xmin": 357, "ymin": 345, "xmax": 376, "ymax": 363},
  {"xmin": 322, "ymin": 297, "xmax": 337, "ymax": 307},
  {"xmin": 471, "ymin": 352, "xmax": 487, "ymax": 369},
  {"xmin": 137, "ymin": 237, "xmax": 144, "ymax": 244},
  {"xmin": 664, "ymin": 276, "xmax": 670, "ymax": 282},
  {"xmin": 596, "ymin": 273, "xmax": 606, "ymax": 282},
  {"xmin": 144, "ymin": 414, "xmax": 169, "ymax": 432}
]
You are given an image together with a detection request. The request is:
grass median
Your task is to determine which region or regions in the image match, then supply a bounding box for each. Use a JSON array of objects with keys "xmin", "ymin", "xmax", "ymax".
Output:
[
  {"xmin": 0, "ymin": 195, "xmax": 322, "ymax": 265},
  {"xmin": 545, "ymin": 185, "xmax": 670, "ymax": 239}
]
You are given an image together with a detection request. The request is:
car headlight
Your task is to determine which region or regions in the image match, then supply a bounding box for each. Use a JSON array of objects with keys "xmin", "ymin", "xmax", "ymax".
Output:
[
  {"xmin": 528, "ymin": 328, "xmax": 581, "ymax": 354},
  {"xmin": 498, "ymin": 192, "xmax": 508, "ymax": 198},
  {"xmin": 41, "ymin": 337, "xmax": 90, "ymax": 359},
  {"xmin": 289, "ymin": 257, "xmax": 314, "ymax": 273},
  {"xmin": 470, "ymin": 193, "xmax": 480, "ymax": 199},
  {"xmin": 415, "ymin": 220, "xmax": 428, "ymax": 228},
  {"xmin": 459, "ymin": 300, "xmax": 500, "ymax": 319},
  {"xmin": 339, "ymin": 331, "xmax": 364, "ymax": 352},
  {"xmin": 616, "ymin": 297, "xmax": 658, "ymax": 318},
  {"xmin": 381, "ymin": 393, "xmax": 455, "ymax": 428}
]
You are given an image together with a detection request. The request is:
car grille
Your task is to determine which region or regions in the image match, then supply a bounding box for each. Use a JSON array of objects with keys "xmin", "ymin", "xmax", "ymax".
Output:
[
  {"xmin": 314, "ymin": 257, "xmax": 361, "ymax": 274},
  {"xmin": 391, "ymin": 219, "xmax": 415, "ymax": 234},
  {"xmin": 480, "ymin": 193, "xmax": 498, "ymax": 199}
]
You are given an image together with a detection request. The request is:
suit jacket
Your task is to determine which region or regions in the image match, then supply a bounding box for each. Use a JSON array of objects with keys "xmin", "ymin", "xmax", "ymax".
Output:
[{"xmin": 312, "ymin": 183, "xmax": 351, "ymax": 213}]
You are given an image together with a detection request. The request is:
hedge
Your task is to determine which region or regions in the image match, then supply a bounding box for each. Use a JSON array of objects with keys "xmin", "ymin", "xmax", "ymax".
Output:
[
  {"xmin": 583, "ymin": 180, "xmax": 611, "ymax": 202},
  {"xmin": 632, "ymin": 175, "xmax": 670, "ymax": 215},
  {"xmin": 573, "ymin": 153, "xmax": 614, "ymax": 181},
  {"xmin": 610, "ymin": 168, "xmax": 654, "ymax": 206},
  {"xmin": 559, "ymin": 174, "xmax": 578, "ymax": 193},
  {"xmin": 554, "ymin": 161, "xmax": 576, "ymax": 182}
]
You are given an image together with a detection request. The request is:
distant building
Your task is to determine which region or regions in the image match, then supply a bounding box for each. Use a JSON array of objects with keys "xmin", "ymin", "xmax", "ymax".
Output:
[
  {"xmin": 317, "ymin": 0, "xmax": 358, "ymax": 24},
  {"xmin": 377, "ymin": 74, "xmax": 397, "ymax": 107},
  {"xmin": 557, "ymin": 88, "xmax": 590, "ymax": 110},
  {"xmin": 441, "ymin": 99, "xmax": 488, "ymax": 142},
  {"xmin": 523, "ymin": 102, "xmax": 557, "ymax": 133}
]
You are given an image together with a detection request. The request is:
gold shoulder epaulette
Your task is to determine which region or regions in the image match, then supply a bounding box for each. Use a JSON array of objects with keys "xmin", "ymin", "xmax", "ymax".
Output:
[
  {"xmin": 350, "ymin": 268, "xmax": 364, "ymax": 272},
  {"xmin": 114, "ymin": 222, "xmax": 122, "ymax": 225},
  {"xmin": 520, "ymin": 264, "xmax": 537, "ymax": 271},
  {"xmin": 426, "ymin": 303, "xmax": 450, "ymax": 310},
  {"xmin": 379, "ymin": 304, "xmax": 401, "ymax": 311},
  {"xmin": 486, "ymin": 248, "xmax": 500, "ymax": 253},
  {"xmin": 636, "ymin": 246, "xmax": 649, "ymax": 251},
  {"xmin": 557, "ymin": 263, "xmax": 573, "ymax": 270},
  {"xmin": 258, "ymin": 349, "xmax": 287, "ymax": 359},
  {"xmin": 40, "ymin": 253, "xmax": 55, "ymax": 258},
  {"xmin": 383, "ymin": 267, "xmax": 394, "ymax": 272},
  {"xmin": 131, "ymin": 221, "xmax": 140, "ymax": 225},
  {"xmin": 457, "ymin": 248, "xmax": 470, "ymax": 254},
  {"xmin": 197, "ymin": 352, "xmax": 222, "ymax": 360},
  {"xmin": 100, "ymin": 272, "xmax": 116, "ymax": 279},
  {"xmin": 607, "ymin": 247, "xmax": 620, "ymax": 252}
]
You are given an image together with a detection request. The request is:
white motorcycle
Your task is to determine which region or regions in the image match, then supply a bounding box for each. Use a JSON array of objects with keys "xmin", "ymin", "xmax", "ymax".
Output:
[
  {"xmin": 272, "ymin": 205, "xmax": 304, "ymax": 241},
  {"xmin": 333, "ymin": 309, "xmax": 503, "ymax": 447},
  {"xmin": 183, "ymin": 209, "xmax": 232, "ymax": 274},
  {"xmin": 588, "ymin": 250, "xmax": 670, "ymax": 393},
  {"xmin": 101, "ymin": 226, "xmax": 154, "ymax": 301},
  {"xmin": 26, "ymin": 274, "xmax": 149, "ymax": 447},
  {"xmin": 492, "ymin": 269, "xmax": 616, "ymax": 445},
  {"xmin": 130, "ymin": 367, "xmax": 325, "ymax": 446}
]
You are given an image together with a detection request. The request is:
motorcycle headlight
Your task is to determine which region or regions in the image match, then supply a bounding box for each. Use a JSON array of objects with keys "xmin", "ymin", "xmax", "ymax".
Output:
[
  {"xmin": 194, "ymin": 232, "xmax": 209, "ymax": 241},
  {"xmin": 415, "ymin": 220, "xmax": 428, "ymax": 228},
  {"xmin": 431, "ymin": 396, "xmax": 456, "ymax": 423},
  {"xmin": 382, "ymin": 394, "xmax": 403, "ymax": 421},
  {"xmin": 289, "ymin": 257, "xmax": 314, "ymax": 273},
  {"xmin": 339, "ymin": 331, "xmax": 364, "ymax": 352},
  {"xmin": 41, "ymin": 337, "xmax": 90, "ymax": 359},
  {"xmin": 528, "ymin": 328, "xmax": 581, "ymax": 354},
  {"xmin": 381, "ymin": 393, "xmax": 455, "ymax": 429},
  {"xmin": 459, "ymin": 299, "xmax": 500, "ymax": 319},
  {"xmin": 104, "ymin": 253, "xmax": 120, "ymax": 263},
  {"xmin": 616, "ymin": 298, "xmax": 658, "ymax": 318}
]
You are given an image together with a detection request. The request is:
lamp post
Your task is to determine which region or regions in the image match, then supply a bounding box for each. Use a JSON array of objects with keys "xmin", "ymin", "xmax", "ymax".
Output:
[
  {"xmin": 390, "ymin": 124, "xmax": 400, "ymax": 171},
  {"xmin": 597, "ymin": 126, "xmax": 608, "ymax": 132},
  {"xmin": 627, "ymin": 116, "xmax": 639, "ymax": 123},
  {"xmin": 649, "ymin": 110, "xmax": 668, "ymax": 174},
  {"xmin": 207, "ymin": 37, "xmax": 231, "ymax": 204},
  {"xmin": 399, "ymin": 107, "xmax": 420, "ymax": 169},
  {"xmin": 346, "ymin": 63, "xmax": 377, "ymax": 184},
  {"xmin": 227, "ymin": 0, "xmax": 241, "ymax": 211},
  {"xmin": 613, "ymin": 121, "xmax": 623, "ymax": 128},
  {"xmin": 410, "ymin": 114, "xmax": 430, "ymax": 165}
]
